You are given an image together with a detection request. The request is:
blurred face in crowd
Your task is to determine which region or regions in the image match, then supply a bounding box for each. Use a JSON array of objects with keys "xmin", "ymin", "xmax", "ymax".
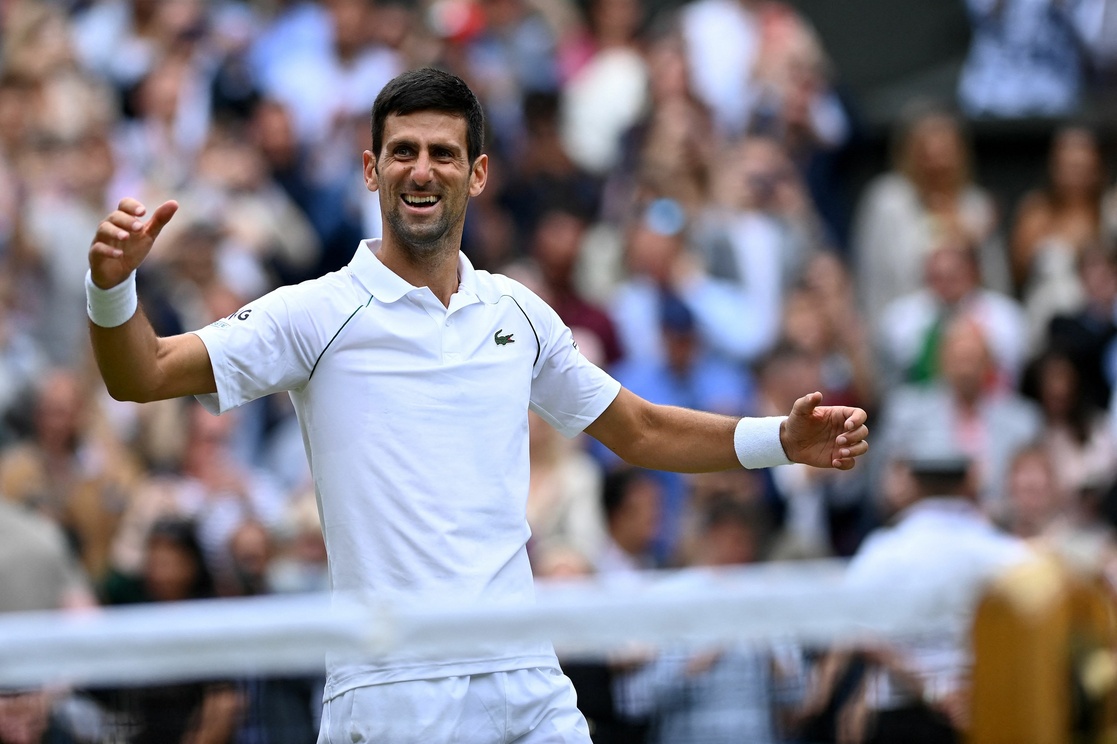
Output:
[
  {"xmin": 1079, "ymin": 248, "xmax": 1117, "ymax": 309},
  {"xmin": 759, "ymin": 348, "xmax": 824, "ymax": 412},
  {"xmin": 327, "ymin": 0, "xmax": 374, "ymax": 59},
  {"xmin": 589, "ymin": 0, "xmax": 642, "ymax": 44},
  {"xmin": 33, "ymin": 369, "xmax": 84, "ymax": 453},
  {"xmin": 625, "ymin": 220, "xmax": 683, "ymax": 284},
  {"xmin": 144, "ymin": 534, "xmax": 201, "ymax": 602},
  {"xmin": 781, "ymin": 289, "xmax": 829, "ymax": 355},
  {"xmin": 645, "ymin": 35, "xmax": 693, "ymax": 104},
  {"xmin": 901, "ymin": 113, "xmax": 968, "ymax": 191},
  {"xmin": 1037, "ymin": 353, "xmax": 1078, "ymax": 421},
  {"xmin": 610, "ymin": 476, "xmax": 661, "ymax": 555},
  {"xmin": 251, "ymin": 99, "xmax": 298, "ymax": 168},
  {"xmin": 1049, "ymin": 127, "xmax": 1102, "ymax": 199},
  {"xmin": 939, "ymin": 318, "xmax": 993, "ymax": 404},
  {"xmin": 695, "ymin": 515, "xmax": 758, "ymax": 566},
  {"xmin": 135, "ymin": 57, "xmax": 189, "ymax": 124},
  {"xmin": 183, "ymin": 405, "xmax": 235, "ymax": 477},
  {"xmin": 229, "ymin": 522, "xmax": 272, "ymax": 594},
  {"xmin": 1007, "ymin": 448, "xmax": 1063, "ymax": 538},
  {"xmin": 532, "ymin": 210, "xmax": 585, "ymax": 286},
  {"xmin": 366, "ymin": 111, "xmax": 488, "ymax": 260},
  {"xmin": 925, "ymin": 244, "xmax": 978, "ymax": 306}
]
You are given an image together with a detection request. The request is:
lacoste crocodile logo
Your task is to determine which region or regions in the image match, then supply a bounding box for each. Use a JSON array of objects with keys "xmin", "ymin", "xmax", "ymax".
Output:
[{"xmin": 494, "ymin": 329, "xmax": 515, "ymax": 346}]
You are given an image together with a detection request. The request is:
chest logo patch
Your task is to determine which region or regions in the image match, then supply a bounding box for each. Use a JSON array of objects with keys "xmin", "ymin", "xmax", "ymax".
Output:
[{"xmin": 494, "ymin": 329, "xmax": 515, "ymax": 346}]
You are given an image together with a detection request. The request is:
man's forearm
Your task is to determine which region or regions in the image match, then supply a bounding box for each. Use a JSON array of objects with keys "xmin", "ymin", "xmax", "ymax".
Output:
[
  {"xmin": 87, "ymin": 278, "xmax": 217, "ymax": 402},
  {"xmin": 89, "ymin": 307, "xmax": 163, "ymax": 402}
]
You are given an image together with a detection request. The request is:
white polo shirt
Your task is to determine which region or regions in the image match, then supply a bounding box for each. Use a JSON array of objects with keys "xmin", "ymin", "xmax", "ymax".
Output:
[{"xmin": 192, "ymin": 240, "xmax": 621, "ymax": 696}]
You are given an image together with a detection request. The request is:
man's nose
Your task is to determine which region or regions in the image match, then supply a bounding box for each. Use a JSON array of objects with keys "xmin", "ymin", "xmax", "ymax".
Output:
[{"xmin": 411, "ymin": 151, "xmax": 433, "ymax": 185}]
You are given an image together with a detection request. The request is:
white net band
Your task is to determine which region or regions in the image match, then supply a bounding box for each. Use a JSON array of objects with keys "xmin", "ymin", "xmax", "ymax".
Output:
[{"xmin": 0, "ymin": 560, "xmax": 956, "ymax": 689}]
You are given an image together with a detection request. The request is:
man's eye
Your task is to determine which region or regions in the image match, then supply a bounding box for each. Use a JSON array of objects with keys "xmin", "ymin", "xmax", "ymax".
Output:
[{"xmin": 394, "ymin": 146, "xmax": 412, "ymax": 157}]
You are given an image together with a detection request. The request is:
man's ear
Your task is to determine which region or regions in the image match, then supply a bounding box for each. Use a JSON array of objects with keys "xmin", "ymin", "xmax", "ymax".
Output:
[
  {"xmin": 469, "ymin": 153, "xmax": 488, "ymax": 197},
  {"xmin": 363, "ymin": 151, "xmax": 379, "ymax": 192}
]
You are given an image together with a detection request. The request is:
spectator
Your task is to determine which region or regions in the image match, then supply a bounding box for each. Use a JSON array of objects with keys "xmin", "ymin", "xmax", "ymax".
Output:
[
  {"xmin": 876, "ymin": 239, "xmax": 1027, "ymax": 392},
  {"xmin": 532, "ymin": 536, "xmax": 644, "ymax": 744},
  {"xmin": 253, "ymin": 0, "xmax": 400, "ymax": 152},
  {"xmin": 607, "ymin": 27, "xmax": 716, "ymax": 220},
  {"xmin": 0, "ymin": 72, "xmax": 35, "ymax": 258},
  {"xmin": 677, "ymin": 0, "xmax": 764, "ymax": 138},
  {"xmin": 220, "ymin": 519, "xmax": 325, "ymax": 744},
  {"xmin": 0, "ymin": 367, "xmax": 138, "ymax": 583},
  {"xmin": 691, "ymin": 136, "xmax": 819, "ymax": 303},
  {"xmin": 874, "ymin": 315, "xmax": 1042, "ymax": 517},
  {"xmin": 498, "ymin": 91, "xmax": 602, "ymax": 253},
  {"xmin": 0, "ymin": 499, "xmax": 96, "ymax": 744},
  {"xmin": 615, "ymin": 498, "xmax": 803, "ymax": 744},
  {"xmin": 784, "ymin": 251, "xmax": 878, "ymax": 410},
  {"xmin": 1009, "ymin": 125, "xmax": 1107, "ymax": 349},
  {"xmin": 0, "ymin": 276, "xmax": 47, "ymax": 445},
  {"xmin": 97, "ymin": 517, "xmax": 244, "ymax": 744},
  {"xmin": 526, "ymin": 410, "xmax": 609, "ymax": 571},
  {"xmin": 596, "ymin": 467, "xmax": 663, "ymax": 576},
  {"xmin": 113, "ymin": 53, "xmax": 210, "ymax": 192},
  {"xmin": 0, "ymin": 499, "xmax": 94, "ymax": 614},
  {"xmin": 455, "ymin": 0, "xmax": 562, "ymax": 156},
  {"xmin": 1021, "ymin": 346, "xmax": 1117, "ymax": 496},
  {"xmin": 1047, "ymin": 245, "xmax": 1117, "ymax": 412},
  {"xmin": 139, "ymin": 215, "xmax": 253, "ymax": 335},
  {"xmin": 247, "ymin": 96, "xmax": 370, "ymax": 279},
  {"xmin": 851, "ymin": 101, "xmax": 1006, "ymax": 322},
  {"xmin": 1001, "ymin": 443, "xmax": 1069, "ymax": 539},
  {"xmin": 71, "ymin": 0, "xmax": 211, "ymax": 95},
  {"xmin": 753, "ymin": 342, "xmax": 869, "ymax": 558},
  {"xmin": 612, "ymin": 197, "xmax": 781, "ymax": 370},
  {"xmin": 108, "ymin": 403, "xmax": 285, "ymax": 582},
  {"xmin": 611, "ymin": 289, "xmax": 754, "ymax": 418},
  {"xmin": 747, "ymin": 2, "xmax": 852, "ymax": 240},
  {"xmin": 267, "ymin": 490, "xmax": 329, "ymax": 595},
  {"xmin": 21, "ymin": 74, "xmax": 120, "ymax": 368},
  {"xmin": 528, "ymin": 203, "xmax": 623, "ymax": 365},
  {"xmin": 180, "ymin": 121, "xmax": 321, "ymax": 289},
  {"xmin": 840, "ymin": 449, "xmax": 1032, "ymax": 744},
  {"xmin": 558, "ymin": 0, "xmax": 650, "ymax": 176}
]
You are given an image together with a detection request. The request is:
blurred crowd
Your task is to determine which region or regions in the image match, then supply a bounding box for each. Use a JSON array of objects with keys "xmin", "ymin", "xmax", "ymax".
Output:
[{"xmin": 2, "ymin": 0, "xmax": 1117, "ymax": 742}]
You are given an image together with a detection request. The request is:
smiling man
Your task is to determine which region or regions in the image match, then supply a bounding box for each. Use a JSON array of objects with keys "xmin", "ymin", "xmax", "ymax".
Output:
[{"xmin": 85, "ymin": 67, "xmax": 869, "ymax": 743}]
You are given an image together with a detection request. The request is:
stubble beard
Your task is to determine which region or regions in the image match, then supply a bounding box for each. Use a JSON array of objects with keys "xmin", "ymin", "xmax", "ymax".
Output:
[{"xmin": 383, "ymin": 200, "xmax": 462, "ymax": 268}]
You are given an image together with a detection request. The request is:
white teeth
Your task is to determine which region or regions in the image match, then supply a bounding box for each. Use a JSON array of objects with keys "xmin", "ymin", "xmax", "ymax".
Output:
[{"xmin": 403, "ymin": 195, "xmax": 439, "ymax": 205}]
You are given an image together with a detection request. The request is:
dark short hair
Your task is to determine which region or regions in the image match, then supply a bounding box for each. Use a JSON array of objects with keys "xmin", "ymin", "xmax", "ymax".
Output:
[
  {"xmin": 370, "ymin": 67, "xmax": 485, "ymax": 163},
  {"xmin": 602, "ymin": 467, "xmax": 654, "ymax": 521}
]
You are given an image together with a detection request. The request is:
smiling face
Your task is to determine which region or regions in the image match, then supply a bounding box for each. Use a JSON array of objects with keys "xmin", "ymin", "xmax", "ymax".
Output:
[{"xmin": 364, "ymin": 110, "xmax": 488, "ymax": 264}]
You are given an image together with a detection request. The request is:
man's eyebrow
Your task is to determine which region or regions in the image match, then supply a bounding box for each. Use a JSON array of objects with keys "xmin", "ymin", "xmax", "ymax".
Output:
[{"xmin": 386, "ymin": 135, "xmax": 464, "ymax": 155}]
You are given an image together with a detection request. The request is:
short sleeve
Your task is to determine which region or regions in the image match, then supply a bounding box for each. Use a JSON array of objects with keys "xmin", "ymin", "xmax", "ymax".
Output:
[
  {"xmin": 190, "ymin": 286, "xmax": 322, "ymax": 414},
  {"xmin": 524, "ymin": 290, "xmax": 621, "ymax": 438}
]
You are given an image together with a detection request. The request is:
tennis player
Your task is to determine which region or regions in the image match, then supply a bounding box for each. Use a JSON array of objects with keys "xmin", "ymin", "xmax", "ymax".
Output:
[{"xmin": 86, "ymin": 67, "xmax": 869, "ymax": 743}]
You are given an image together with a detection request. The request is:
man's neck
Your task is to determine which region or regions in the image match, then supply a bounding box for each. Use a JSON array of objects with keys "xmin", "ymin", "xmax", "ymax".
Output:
[{"xmin": 375, "ymin": 240, "xmax": 461, "ymax": 307}]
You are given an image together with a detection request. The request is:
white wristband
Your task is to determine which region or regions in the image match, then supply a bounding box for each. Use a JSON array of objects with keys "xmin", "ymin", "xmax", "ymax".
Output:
[
  {"xmin": 86, "ymin": 270, "xmax": 138, "ymax": 328},
  {"xmin": 734, "ymin": 416, "xmax": 793, "ymax": 469}
]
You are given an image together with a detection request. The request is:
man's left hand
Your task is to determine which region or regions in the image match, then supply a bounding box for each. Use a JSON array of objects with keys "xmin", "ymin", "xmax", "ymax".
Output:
[{"xmin": 781, "ymin": 392, "xmax": 869, "ymax": 470}]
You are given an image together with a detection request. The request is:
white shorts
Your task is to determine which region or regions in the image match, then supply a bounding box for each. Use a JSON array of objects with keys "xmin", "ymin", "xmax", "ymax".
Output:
[{"xmin": 317, "ymin": 668, "xmax": 592, "ymax": 744}]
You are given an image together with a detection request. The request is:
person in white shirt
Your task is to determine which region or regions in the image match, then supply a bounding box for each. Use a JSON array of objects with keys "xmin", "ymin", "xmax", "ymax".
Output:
[
  {"xmin": 84, "ymin": 67, "xmax": 869, "ymax": 744},
  {"xmin": 842, "ymin": 449, "xmax": 1031, "ymax": 744}
]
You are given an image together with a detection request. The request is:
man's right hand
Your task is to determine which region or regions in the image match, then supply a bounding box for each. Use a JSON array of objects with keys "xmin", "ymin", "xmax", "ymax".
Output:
[{"xmin": 89, "ymin": 198, "xmax": 179, "ymax": 289}]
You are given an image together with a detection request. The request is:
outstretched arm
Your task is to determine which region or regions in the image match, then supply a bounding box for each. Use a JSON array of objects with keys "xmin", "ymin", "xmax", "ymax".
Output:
[
  {"xmin": 585, "ymin": 388, "xmax": 868, "ymax": 472},
  {"xmin": 88, "ymin": 197, "xmax": 217, "ymax": 402}
]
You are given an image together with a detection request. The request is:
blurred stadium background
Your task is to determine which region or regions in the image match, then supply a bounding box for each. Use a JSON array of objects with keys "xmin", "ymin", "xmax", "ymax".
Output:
[{"xmin": 2, "ymin": 0, "xmax": 1117, "ymax": 742}]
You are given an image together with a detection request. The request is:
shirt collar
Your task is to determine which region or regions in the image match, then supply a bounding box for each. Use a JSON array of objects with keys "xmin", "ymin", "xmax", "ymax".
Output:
[{"xmin": 348, "ymin": 239, "xmax": 498, "ymax": 304}]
